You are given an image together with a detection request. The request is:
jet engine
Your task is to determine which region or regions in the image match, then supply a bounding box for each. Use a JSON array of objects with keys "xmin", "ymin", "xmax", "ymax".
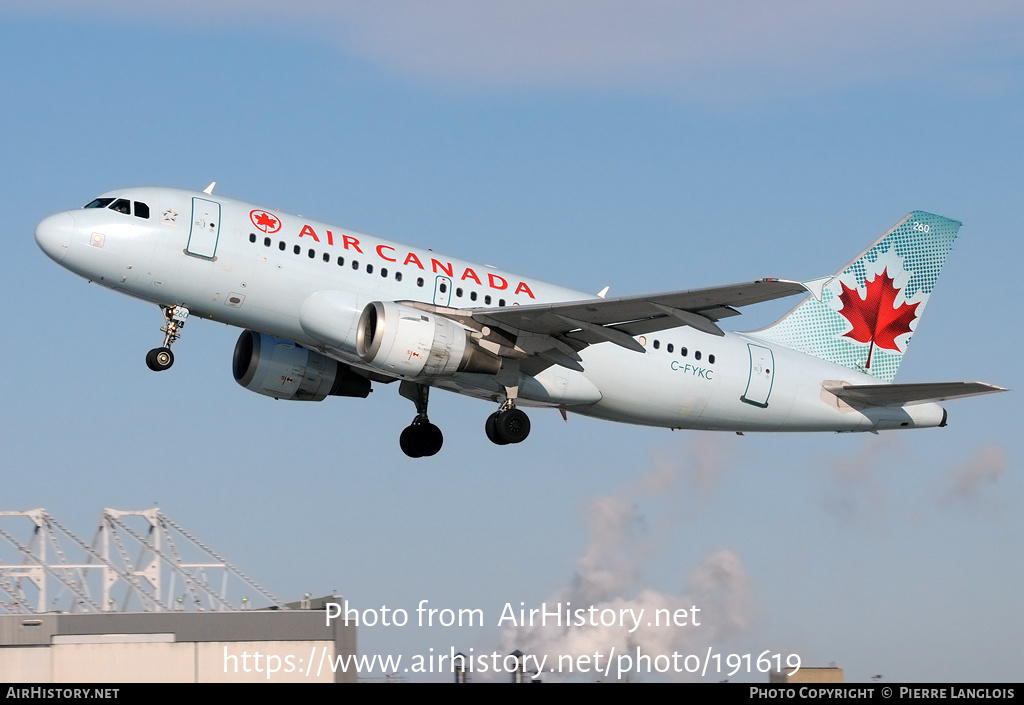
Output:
[
  {"xmin": 232, "ymin": 330, "xmax": 370, "ymax": 401},
  {"xmin": 356, "ymin": 301, "xmax": 501, "ymax": 377}
]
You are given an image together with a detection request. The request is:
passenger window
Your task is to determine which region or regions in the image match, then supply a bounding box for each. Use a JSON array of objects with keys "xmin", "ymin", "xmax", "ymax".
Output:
[
  {"xmin": 323, "ymin": 253, "xmax": 330, "ymax": 263},
  {"xmin": 109, "ymin": 199, "xmax": 131, "ymax": 215},
  {"xmin": 653, "ymin": 340, "xmax": 660, "ymax": 349},
  {"xmin": 279, "ymin": 241, "xmax": 286, "ymax": 251},
  {"xmin": 695, "ymin": 351, "xmax": 702, "ymax": 361},
  {"xmin": 381, "ymin": 268, "xmax": 388, "ymax": 277},
  {"xmin": 499, "ymin": 299, "xmax": 506, "ymax": 307},
  {"xmin": 264, "ymin": 237, "xmax": 271, "ymax": 247},
  {"xmin": 708, "ymin": 354, "xmax": 715, "ymax": 364},
  {"xmin": 456, "ymin": 287, "xmax": 463, "ymax": 297},
  {"xmin": 484, "ymin": 295, "xmax": 492, "ymax": 305},
  {"xmin": 134, "ymin": 202, "xmax": 150, "ymax": 219},
  {"xmin": 439, "ymin": 282, "xmax": 447, "ymax": 293},
  {"xmin": 395, "ymin": 272, "xmax": 402, "ymax": 282},
  {"xmin": 249, "ymin": 233, "xmax": 256, "ymax": 243},
  {"xmin": 352, "ymin": 261, "xmax": 359, "ymax": 270},
  {"xmin": 417, "ymin": 277, "xmax": 424, "ymax": 287},
  {"xmin": 680, "ymin": 347, "xmax": 688, "ymax": 357},
  {"xmin": 667, "ymin": 343, "xmax": 674, "ymax": 353},
  {"xmin": 308, "ymin": 249, "xmax": 315, "ymax": 259},
  {"xmin": 366, "ymin": 264, "xmax": 374, "ymax": 274},
  {"xmin": 337, "ymin": 256, "xmax": 345, "ymax": 266},
  {"xmin": 293, "ymin": 245, "xmax": 301, "ymax": 255},
  {"xmin": 470, "ymin": 291, "xmax": 477, "ymax": 301}
]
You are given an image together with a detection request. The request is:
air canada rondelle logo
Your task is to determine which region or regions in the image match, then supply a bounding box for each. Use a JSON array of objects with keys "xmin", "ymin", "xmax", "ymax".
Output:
[{"xmin": 250, "ymin": 209, "xmax": 282, "ymax": 234}]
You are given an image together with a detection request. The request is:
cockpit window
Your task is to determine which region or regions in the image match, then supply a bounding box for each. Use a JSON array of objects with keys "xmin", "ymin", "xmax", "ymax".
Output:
[{"xmin": 83, "ymin": 197, "xmax": 150, "ymax": 219}]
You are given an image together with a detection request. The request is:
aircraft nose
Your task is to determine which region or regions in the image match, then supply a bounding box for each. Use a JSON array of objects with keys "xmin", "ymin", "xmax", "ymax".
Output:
[{"xmin": 35, "ymin": 212, "xmax": 74, "ymax": 263}]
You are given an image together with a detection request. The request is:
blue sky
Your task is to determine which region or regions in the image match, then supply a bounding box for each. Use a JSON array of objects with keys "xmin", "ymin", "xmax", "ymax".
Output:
[{"xmin": 1, "ymin": 2, "xmax": 1020, "ymax": 682}]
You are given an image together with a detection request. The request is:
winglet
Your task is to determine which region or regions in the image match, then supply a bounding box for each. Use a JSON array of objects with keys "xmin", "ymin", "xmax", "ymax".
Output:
[{"xmin": 802, "ymin": 276, "xmax": 832, "ymax": 301}]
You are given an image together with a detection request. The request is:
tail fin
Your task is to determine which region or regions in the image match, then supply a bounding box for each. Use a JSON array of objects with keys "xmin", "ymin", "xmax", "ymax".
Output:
[{"xmin": 754, "ymin": 211, "xmax": 961, "ymax": 382}]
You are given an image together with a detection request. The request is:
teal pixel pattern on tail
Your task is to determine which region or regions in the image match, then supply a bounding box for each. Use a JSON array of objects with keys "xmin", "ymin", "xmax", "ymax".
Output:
[{"xmin": 754, "ymin": 212, "xmax": 961, "ymax": 382}]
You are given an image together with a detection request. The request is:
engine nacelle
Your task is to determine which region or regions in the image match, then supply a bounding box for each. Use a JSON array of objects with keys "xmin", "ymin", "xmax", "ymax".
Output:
[
  {"xmin": 356, "ymin": 301, "xmax": 501, "ymax": 377},
  {"xmin": 233, "ymin": 330, "xmax": 371, "ymax": 401}
]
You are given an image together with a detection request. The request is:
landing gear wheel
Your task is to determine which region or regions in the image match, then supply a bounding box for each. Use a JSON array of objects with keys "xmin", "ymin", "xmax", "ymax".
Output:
[
  {"xmin": 146, "ymin": 305, "xmax": 188, "ymax": 372},
  {"xmin": 413, "ymin": 423, "xmax": 443, "ymax": 457},
  {"xmin": 400, "ymin": 426, "xmax": 423, "ymax": 458},
  {"xmin": 146, "ymin": 347, "xmax": 174, "ymax": 372},
  {"xmin": 493, "ymin": 408, "xmax": 531, "ymax": 444},
  {"xmin": 400, "ymin": 423, "xmax": 444, "ymax": 458},
  {"xmin": 485, "ymin": 412, "xmax": 509, "ymax": 445},
  {"xmin": 397, "ymin": 382, "xmax": 444, "ymax": 459}
]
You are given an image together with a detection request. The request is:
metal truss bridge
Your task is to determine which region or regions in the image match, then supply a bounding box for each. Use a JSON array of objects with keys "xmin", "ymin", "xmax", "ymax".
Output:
[{"xmin": 0, "ymin": 508, "xmax": 286, "ymax": 613}]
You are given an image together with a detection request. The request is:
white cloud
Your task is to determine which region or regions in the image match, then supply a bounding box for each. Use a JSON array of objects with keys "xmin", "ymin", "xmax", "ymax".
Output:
[
  {"xmin": 331, "ymin": 1, "xmax": 1023, "ymax": 94},
  {"xmin": 7, "ymin": 1, "xmax": 1023, "ymax": 100}
]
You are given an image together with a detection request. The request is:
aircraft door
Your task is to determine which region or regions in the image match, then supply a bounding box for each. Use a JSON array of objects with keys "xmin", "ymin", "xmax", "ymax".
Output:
[
  {"xmin": 741, "ymin": 343, "xmax": 774, "ymax": 408},
  {"xmin": 433, "ymin": 276, "xmax": 452, "ymax": 306},
  {"xmin": 187, "ymin": 197, "xmax": 221, "ymax": 259}
]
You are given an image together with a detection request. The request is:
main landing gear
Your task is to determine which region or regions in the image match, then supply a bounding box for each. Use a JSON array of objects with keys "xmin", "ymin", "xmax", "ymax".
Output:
[
  {"xmin": 485, "ymin": 402, "xmax": 531, "ymax": 446},
  {"xmin": 485, "ymin": 376, "xmax": 531, "ymax": 445},
  {"xmin": 398, "ymin": 381, "xmax": 444, "ymax": 458},
  {"xmin": 145, "ymin": 305, "xmax": 188, "ymax": 372},
  {"xmin": 397, "ymin": 381, "xmax": 532, "ymax": 458}
]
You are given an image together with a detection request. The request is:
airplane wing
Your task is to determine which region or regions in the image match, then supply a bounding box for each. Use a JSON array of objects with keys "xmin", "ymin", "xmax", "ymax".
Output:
[
  {"xmin": 461, "ymin": 278, "xmax": 807, "ymax": 373},
  {"xmin": 823, "ymin": 381, "xmax": 1006, "ymax": 407},
  {"xmin": 474, "ymin": 279, "xmax": 805, "ymax": 336}
]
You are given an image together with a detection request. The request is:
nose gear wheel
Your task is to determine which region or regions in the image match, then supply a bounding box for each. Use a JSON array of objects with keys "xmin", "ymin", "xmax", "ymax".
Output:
[
  {"xmin": 145, "ymin": 305, "xmax": 189, "ymax": 372},
  {"xmin": 146, "ymin": 347, "xmax": 174, "ymax": 371}
]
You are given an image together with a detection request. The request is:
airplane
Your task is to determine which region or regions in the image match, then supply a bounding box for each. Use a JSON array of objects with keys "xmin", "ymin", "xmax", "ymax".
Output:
[{"xmin": 34, "ymin": 185, "xmax": 1004, "ymax": 457}]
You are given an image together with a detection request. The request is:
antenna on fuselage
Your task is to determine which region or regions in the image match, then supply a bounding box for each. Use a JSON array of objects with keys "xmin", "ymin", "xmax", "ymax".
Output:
[{"xmin": 203, "ymin": 182, "xmax": 216, "ymax": 195}]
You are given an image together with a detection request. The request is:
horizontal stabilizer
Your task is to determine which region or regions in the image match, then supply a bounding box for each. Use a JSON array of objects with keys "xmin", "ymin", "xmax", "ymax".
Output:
[{"xmin": 823, "ymin": 381, "xmax": 1006, "ymax": 407}]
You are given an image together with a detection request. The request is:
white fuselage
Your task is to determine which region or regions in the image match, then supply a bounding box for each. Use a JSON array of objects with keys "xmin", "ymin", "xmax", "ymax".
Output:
[{"xmin": 35, "ymin": 187, "xmax": 945, "ymax": 433}]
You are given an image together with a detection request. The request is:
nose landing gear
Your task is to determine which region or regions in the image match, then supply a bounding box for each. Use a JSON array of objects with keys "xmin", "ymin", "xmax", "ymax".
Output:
[{"xmin": 146, "ymin": 305, "xmax": 188, "ymax": 372}]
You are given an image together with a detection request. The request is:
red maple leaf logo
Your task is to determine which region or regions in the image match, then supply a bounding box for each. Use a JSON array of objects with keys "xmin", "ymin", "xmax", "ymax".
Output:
[
  {"xmin": 836, "ymin": 267, "xmax": 919, "ymax": 369},
  {"xmin": 249, "ymin": 209, "xmax": 281, "ymax": 233}
]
